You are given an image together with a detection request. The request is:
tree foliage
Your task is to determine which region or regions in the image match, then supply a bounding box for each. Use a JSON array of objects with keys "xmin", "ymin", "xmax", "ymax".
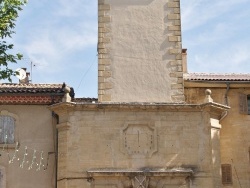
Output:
[{"xmin": 0, "ymin": 0, "xmax": 27, "ymax": 81}]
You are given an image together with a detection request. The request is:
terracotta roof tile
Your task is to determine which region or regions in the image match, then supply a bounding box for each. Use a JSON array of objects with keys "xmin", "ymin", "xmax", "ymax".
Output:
[
  {"xmin": 0, "ymin": 83, "xmax": 64, "ymax": 94},
  {"xmin": 184, "ymin": 73, "xmax": 250, "ymax": 81},
  {"xmin": 72, "ymin": 98, "xmax": 98, "ymax": 103}
]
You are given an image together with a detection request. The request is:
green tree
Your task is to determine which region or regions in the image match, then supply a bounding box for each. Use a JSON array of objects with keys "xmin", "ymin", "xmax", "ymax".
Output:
[{"xmin": 0, "ymin": 0, "xmax": 27, "ymax": 81}]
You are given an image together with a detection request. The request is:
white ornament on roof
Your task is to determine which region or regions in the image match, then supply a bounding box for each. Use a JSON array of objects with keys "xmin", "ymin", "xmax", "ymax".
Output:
[{"xmin": 204, "ymin": 89, "xmax": 213, "ymax": 103}]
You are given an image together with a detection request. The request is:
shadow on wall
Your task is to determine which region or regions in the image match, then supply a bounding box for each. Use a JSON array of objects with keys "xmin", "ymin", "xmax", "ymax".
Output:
[{"xmin": 110, "ymin": 0, "xmax": 154, "ymax": 6}]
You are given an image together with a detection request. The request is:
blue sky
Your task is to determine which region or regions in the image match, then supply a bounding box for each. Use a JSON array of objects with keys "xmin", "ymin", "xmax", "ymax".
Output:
[{"xmin": 7, "ymin": 0, "xmax": 250, "ymax": 97}]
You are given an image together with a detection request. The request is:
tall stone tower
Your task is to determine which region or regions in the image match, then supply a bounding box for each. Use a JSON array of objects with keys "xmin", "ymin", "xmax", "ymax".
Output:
[
  {"xmin": 52, "ymin": 1, "xmax": 229, "ymax": 188},
  {"xmin": 98, "ymin": 0, "xmax": 184, "ymax": 102}
]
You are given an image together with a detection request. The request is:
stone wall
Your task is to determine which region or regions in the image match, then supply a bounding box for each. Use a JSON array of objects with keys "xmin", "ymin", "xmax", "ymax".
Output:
[
  {"xmin": 185, "ymin": 86, "xmax": 250, "ymax": 187},
  {"xmin": 52, "ymin": 102, "xmax": 227, "ymax": 188}
]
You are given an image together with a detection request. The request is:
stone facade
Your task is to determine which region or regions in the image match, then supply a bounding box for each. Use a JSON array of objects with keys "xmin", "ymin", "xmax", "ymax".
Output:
[
  {"xmin": 2, "ymin": 1, "xmax": 249, "ymax": 188},
  {"xmin": 185, "ymin": 82, "xmax": 250, "ymax": 188},
  {"xmin": 51, "ymin": 101, "xmax": 228, "ymax": 188},
  {"xmin": 51, "ymin": 1, "xmax": 241, "ymax": 188}
]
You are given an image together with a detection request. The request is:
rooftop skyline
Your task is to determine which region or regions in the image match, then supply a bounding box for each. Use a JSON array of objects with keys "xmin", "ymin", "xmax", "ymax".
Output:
[{"xmin": 5, "ymin": 0, "xmax": 250, "ymax": 97}]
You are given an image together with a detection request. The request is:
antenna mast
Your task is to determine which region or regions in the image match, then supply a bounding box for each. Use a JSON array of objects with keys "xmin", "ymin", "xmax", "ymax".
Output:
[{"xmin": 30, "ymin": 61, "xmax": 33, "ymax": 83}]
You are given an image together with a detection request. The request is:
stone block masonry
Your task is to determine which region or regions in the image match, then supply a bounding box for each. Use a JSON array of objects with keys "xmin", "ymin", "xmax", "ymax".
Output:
[
  {"xmin": 98, "ymin": 0, "xmax": 112, "ymax": 102},
  {"xmin": 51, "ymin": 102, "xmax": 229, "ymax": 188},
  {"xmin": 167, "ymin": 0, "xmax": 185, "ymax": 102}
]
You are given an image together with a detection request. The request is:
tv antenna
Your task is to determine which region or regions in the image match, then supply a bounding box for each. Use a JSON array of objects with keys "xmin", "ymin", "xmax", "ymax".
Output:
[
  {"xmin": 15, "ymin": 68, "xmax": 26, "ymax": 80},
  {"xmin": 19, "ymin": 58, "xmax": 34, "ymax": 83}
]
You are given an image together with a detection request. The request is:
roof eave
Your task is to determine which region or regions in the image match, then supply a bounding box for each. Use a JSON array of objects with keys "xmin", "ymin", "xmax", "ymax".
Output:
[{"xmin": 184, "ymin": 80, "xmax": 250, "ymax": 88}]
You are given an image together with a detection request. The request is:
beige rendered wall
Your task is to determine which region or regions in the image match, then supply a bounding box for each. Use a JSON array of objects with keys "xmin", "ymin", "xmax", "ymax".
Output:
[
  {"xmin": 0, "ymin": 105, "xmax": 56, "ymax": 188},
  {"xmin": 185, "ymin": 86, "xmax": 250, "ymax": 187},
  {"xmin": 210, "ymin": 119, "xmax": 222, "ymax": 188},
  {"xmin": 98, "ymin": 0, "xmax": 184, "ymax": 103},
  {"xmin": 53, "ymin": 104, "xmax": 225, "ymax": 188}
]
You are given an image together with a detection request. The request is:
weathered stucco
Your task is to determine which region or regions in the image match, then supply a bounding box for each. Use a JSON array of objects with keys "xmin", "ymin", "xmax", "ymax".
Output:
[
  {"xmin": 98, "ymin": 0, "xmax": 184, "ymax": 103},
  {"xmin": 0, "ymin": 106, "xmax": 56, "ymax": 188}
]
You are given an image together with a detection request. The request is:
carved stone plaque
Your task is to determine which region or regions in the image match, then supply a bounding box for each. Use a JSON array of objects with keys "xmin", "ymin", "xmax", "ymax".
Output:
[
  {"xmin": 121, "ymin": 122, "xmax": 157, "ymax": 158},
  {"xmin": 132, "ymin": 175, "xmax": 149, "ymax": 188}
]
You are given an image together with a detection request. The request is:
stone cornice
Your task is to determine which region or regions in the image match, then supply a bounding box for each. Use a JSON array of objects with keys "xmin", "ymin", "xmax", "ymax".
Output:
[
  {"xmin": 50, "ymin": 102, "xmax": 229, "ymax": 118},
  {"xmin": 87, "ymin": 168, "xmax": 193, "ymax": 177}
]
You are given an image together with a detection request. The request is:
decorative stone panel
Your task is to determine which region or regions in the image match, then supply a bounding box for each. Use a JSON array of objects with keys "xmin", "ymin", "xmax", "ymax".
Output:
[
  {"xmin": 87, "ymin": 169, "xmax": 193, "ymax": 188},
  {"xmin": 120, "ymin": 122, "xmax": 157, "ymax": 158}
]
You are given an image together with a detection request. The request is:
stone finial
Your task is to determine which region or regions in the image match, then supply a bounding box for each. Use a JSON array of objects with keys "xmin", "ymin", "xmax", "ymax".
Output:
[
  {"xmin": 62, "ymin": 83, "xmax": 71, "ymax": 102},
  {"xmin": 204, "ymin": 89, "xmax": 213, "ymax": 103}
]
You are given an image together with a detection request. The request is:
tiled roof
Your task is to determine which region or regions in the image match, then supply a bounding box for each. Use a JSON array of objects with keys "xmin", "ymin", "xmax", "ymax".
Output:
[
  {"xmin": 72, "ymin": 98, "xmax": 98, "ymax": 103},
  {"xmin": 0, "ymin": 95, "xmax": 63, "ymax": 105},
  {"xmin": 184, "ymin": 73, "xmax": 250, "ymax": 81},
  {"xmin": 0, "ymin": 83, "xmax": 64, "ymax": 94}
]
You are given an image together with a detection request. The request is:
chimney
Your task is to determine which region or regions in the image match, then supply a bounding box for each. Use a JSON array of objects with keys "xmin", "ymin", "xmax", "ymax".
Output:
[{"xmin": 182, "ymin": 49, "xmax": 187, "ymax": 73}]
